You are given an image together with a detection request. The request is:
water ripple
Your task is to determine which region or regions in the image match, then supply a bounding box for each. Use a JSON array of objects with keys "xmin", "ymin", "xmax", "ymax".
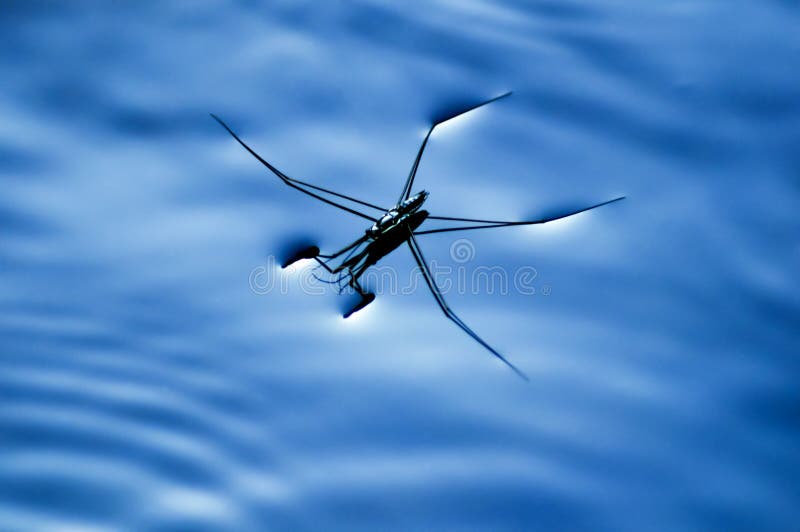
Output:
[{"xmin": 1, "ymin": 0, "xmax": 798, "ymax": 530}]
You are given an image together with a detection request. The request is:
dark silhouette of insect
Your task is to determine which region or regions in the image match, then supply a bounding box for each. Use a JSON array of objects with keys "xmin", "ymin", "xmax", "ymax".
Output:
[{"xmin": 212, "ymin": 92, "xmax": 624, "ymax": 380}]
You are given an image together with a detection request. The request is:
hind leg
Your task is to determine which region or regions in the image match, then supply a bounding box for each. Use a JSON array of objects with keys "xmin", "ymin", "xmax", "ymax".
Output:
[{"xmin": 342, "ymin": 269, "xmax": 375, "ymax": 318}]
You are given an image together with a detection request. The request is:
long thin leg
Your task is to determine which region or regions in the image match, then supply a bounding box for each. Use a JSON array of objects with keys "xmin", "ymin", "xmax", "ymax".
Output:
[
  {"xmin": 311, "ymin": 258, "xmax": 351, "ymax": 289},
  {"xmin": 318, "ymin": 234, "xmax": 369, "ymax": 260},
  {"xmin": 350, "ymin": 274, "xmax": 367, "ymax": 295},
  {"xmin": 406, "ymin": 230, "xmax": 529, "ymax": 381},
  {"xmin": 397, "ymin": 92, "xmax": 512, "ymax": 203},
  {"xmin": 398, "ymin": 126, "xmax": 433, "ymax": 204},
  {"xmin": 313, "ymin": 257, "xmax": 334, "ymax": 273},
  {"xmin": 211, "ymin": 114, "xmax": 384, "ymax": 220},
  {"xmin": 416, "ymin": 196, "xmax": 625, "ymax": 235}
]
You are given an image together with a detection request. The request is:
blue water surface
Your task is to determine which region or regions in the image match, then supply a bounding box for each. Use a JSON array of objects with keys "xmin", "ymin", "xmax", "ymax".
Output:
[{"xmin": 1, "ymin": 1, "xmax": 799, "ymax": 530}]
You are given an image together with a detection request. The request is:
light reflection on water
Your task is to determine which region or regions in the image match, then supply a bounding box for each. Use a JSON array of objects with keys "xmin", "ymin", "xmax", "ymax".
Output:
[{"xmin": 1, "ymin": 1, "xmax": 798, "ymax": 530}]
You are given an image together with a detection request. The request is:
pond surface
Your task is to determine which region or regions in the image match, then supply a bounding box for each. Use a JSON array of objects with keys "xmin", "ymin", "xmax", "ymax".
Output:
[{"xmin": 1, "ymin": 1, "xmax": 798, "ymax": 530}]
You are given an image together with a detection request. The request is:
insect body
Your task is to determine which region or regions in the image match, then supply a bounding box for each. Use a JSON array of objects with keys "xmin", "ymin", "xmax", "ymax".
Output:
[{"xmin": 212, "ymin": 93, "xmax": 624, "ymax": 380}]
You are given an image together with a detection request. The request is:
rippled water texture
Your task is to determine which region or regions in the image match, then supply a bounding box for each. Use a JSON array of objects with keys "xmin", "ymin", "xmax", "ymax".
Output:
[{"xmin": 2, "ymin": 1, "xmax": 799, "ymax": 530}]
